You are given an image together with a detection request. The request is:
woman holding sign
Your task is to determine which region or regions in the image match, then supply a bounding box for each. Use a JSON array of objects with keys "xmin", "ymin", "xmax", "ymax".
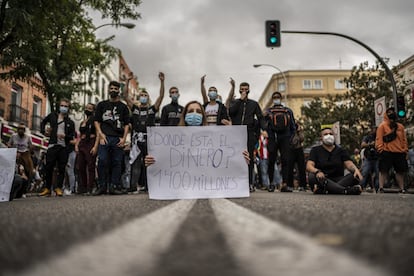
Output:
[{"xmin": 145, "ymin": 100, "xmax": 248, "ymax": 167}]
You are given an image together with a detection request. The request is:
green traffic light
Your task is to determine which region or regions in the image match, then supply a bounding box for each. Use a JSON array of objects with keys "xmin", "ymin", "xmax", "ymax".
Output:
[
  {"xmin": 398, "ymin": 110, "xmax": 406, "ymax": 117},
  {"xmin": 270, "ymin": 37, "xmax": 278, "ymax": 44}
]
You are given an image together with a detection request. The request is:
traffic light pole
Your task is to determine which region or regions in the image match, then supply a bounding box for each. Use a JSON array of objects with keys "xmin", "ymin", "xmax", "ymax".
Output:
[{"xmin": 282, "ymin": 30, "xmax": 398, "ymax": 112}]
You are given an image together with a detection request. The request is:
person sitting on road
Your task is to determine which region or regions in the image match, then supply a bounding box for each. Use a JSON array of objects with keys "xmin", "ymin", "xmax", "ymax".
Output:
[{"xmin": 306, "ymin": 127, "xmax": 363, "ymax": 195}]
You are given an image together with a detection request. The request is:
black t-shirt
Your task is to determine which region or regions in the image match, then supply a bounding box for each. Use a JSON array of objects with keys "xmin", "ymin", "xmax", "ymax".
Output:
[
  {"xmin": 95, "ymin": 100, "xmax": 130, "ymax": 137},
  {"xmin": 362, "ymin": 133, "xmax": 378, "ymax": 160},
  {"xmin": 308, "ymin": 144, "xmax": 351, "ymax": 178},
  {"xmin": 131, "ymin": 104, "xmax": 157, "ymax": 133},
  {"xmin": 160, "ymin": 102, "xmax": 183, "ymax": 126}
]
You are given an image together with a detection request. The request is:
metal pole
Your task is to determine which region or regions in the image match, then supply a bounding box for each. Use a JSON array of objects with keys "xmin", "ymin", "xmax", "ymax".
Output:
[{"xmin": 282, "ymin": 30, "xmax": 398, "ymax": 111}]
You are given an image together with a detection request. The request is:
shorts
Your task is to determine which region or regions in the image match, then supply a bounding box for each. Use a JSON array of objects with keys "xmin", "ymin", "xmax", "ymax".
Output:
[{"xmin": 378, "ymin": 151, "xmax": 408, "ymax": 173}]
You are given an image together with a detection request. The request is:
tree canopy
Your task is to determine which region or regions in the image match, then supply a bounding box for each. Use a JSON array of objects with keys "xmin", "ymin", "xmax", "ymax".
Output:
[
  {"xmin": 0, "ymin": 0, "xmax": 141, "ymax": 111},
  {"xmin": 301, "ymin": 61, "xmax": 410, "ymax": 153}
]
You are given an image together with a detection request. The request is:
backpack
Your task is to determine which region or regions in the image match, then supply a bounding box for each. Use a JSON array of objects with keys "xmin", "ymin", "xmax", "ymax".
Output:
[{"xmin": 268, "ymin": 106, "xmax": 290, "ymax": 132}]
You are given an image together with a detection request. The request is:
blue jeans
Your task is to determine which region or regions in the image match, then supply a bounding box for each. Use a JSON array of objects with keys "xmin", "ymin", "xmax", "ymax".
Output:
[
  {"xmin": 259, "ymin": 159, "xmax": 270, "ymax": 187},
  {"xmin": 360, "ymin": 158, "xmax": 379, "ymax": 191},
  {"xmin": 97, "ymin": 136, "xmax": 124, "ymax": 190}
]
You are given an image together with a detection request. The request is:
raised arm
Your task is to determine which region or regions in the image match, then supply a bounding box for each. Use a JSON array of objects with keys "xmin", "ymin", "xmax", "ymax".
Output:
[
  {"xmin": 225, "ymin": 77, "xmax": 235, "ymax": 109},
  {"xmin": 122, "ymin": 72, "xmax": 135, "ymax": 109},
  {"xmin": 201, "ymin": 75, "xmax": 208, "ymax": 105},
  {"xmin": 154, "ymin": 72, "xmax": 165, "ymax": 111}
]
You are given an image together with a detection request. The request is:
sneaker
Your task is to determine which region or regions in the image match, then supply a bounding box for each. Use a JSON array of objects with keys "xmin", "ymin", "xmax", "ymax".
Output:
[
  {"xmin": 379, "ymin": 188, "xmax": 385, "ymax": 193},
  {"xmin": 399, "ymin": 189, "xmax": 407, "ymax": 194},
  {"xmin": 249, "ymin": 184, "xmax": 256, "ymax": 193},
  {"xmin": 345, "ymin": 185, "xmax": 362, "ymax": 195},
  {"xmin": 268, "ymin": 184, "xmax": 275, "ymax": 192},
  {"xmin": 109, "ymin": 188, "xmax": 123, "ymax": 195},
  {"xmin": 280, "ymin": 184, "xmax": 293, "ymax": 192},
  {"xmin": 38, "ymin": 188, "xmax": 51, "ymax": 197},
  {"xmin": 54, "ymin": 188, "xmax": 63, "ymax": 197},
  {"xmin": 93, "ymin": 188, "xmax": 107, "ymax": 196}
]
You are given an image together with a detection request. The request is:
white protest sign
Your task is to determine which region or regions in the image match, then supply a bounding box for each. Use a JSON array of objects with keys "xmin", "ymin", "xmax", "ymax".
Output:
[
  {"xmin": 146, "ymin": 125, "xmax": 249, "ymax": 200},
  {"xmin": 375, "ymin": 96, "xmax": 386, "ymax": 127},
  {"xmin": 0, "ymin": 148, "xmax": 17, "ymax": 202}
]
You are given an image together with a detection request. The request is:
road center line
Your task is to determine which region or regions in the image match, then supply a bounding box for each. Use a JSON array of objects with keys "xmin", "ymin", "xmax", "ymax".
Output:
[
  {"xmin": 13, "ymin": 199, "xmax": 196, "ymax": 276},
  {"xmin": 210, "ymin": 198, "xmax": 391, "ymax": 276}
]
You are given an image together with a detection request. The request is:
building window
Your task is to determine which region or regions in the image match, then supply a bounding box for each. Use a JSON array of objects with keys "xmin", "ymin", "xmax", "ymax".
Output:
[
  {"xmin": 313, "ymin": 80, "xmax": 323, "ymax": 89},
  {"xmin": 278, "ymin": 82, "xmax": 286, "ymax": 92},
  {"xmin": 335, "ymin": 79, "xmax": 345, "ymax": 89},
  {"xmin": 303, "ymin": 80, "xmax": 312, "ymax": 90}
]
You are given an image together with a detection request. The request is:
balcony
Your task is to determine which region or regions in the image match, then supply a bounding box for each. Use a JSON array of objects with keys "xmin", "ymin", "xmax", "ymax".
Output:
[
  {"xmin": 8, "ymin": 104, "xmax": 29, "ymax": 126},
  {"xmin": 32, "ymin": 115, "xmax": 43, "ymax": 132}
]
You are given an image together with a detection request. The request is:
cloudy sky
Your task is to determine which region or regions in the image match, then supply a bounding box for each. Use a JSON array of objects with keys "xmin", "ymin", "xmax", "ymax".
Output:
[{"xmin": 94, "ymin": 0, "xmax": 414, "ymax": 106}]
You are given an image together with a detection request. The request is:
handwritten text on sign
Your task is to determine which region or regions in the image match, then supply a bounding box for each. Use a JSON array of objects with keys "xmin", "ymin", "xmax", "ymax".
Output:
[{"xmin": 146, "ymin": 126, "xmax": 249, "ymax": 200}]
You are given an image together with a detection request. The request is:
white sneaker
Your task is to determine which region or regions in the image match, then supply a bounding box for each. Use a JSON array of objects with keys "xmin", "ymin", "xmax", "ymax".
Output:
[{"xmin": 64, "ymin": 189, "xmax": 72, "ymax": 196}]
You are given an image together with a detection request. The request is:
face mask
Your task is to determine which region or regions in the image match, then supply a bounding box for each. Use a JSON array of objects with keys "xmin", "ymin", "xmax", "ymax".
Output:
[
  {"xmin": 18, "ymin": 130, "xmax": 25, "ymax": 136},
  {"xmin": 185, "ymin": 112, "xmax": 203, "ymax": 126},
  {"xmin": 140, "ymin": 97, "xmax": 148, "ymax": 104},
  {"xmin": 110, "ymin": 91, "xmax": 119, "ymax": 98},
  {"xmin": 273, "ymin": 99, "xmax": 281, "ymax": 105},
  {"xmin": 388, "ymin": 113, "xmax": 396, "ymax": 120},
  {"xmin": 208, "ymin": 91, "xmax": 218, "ymax": 100},
  {"xmin": 84, "ymin": 110, "xmax": 93, "ymax": 116},
  {"xmin": 171, "ymin": 94, "xmax": 179, "ymax": 102},
  {"xmin": 322, "ymin": 134, "xmax": 335, "ymax": 146},
  {"xmin": 59, "ymin": 106, "xmax": 68, "ymax": 114}
]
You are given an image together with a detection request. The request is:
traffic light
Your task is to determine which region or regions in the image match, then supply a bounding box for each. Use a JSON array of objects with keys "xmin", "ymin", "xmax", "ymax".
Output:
[
  {"xmin": 265, "ymin": 20, "xmax": 281, "ymax": 47},
  {"xmin": 396, "ymin": 95, "xmax": 406, "ymax": 118}
]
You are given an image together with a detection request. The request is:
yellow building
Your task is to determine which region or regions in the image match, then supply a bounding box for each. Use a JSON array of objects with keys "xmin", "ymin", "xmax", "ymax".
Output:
[{"xmin": 258, "ymin": 69, "xmax": 352, "ymax": 120}]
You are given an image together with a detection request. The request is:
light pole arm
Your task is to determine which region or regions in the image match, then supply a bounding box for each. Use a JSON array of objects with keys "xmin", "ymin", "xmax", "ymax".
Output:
[{"xmin": 282, "ymin": 30, "xmax": 398, "ymax": 110}]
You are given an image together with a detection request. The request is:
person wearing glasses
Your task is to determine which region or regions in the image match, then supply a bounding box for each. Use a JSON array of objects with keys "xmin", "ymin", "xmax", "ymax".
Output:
[
  {"xmin": 39, "ymin": 98, "xmax": 76, "ymax": 197},
  {"xmin": 94, "ymin": 81, "xmax": 130, "ymax": 195},
  {"xmin": 160, "ymin": 86, "xmax": 183, "ymax": 126},
  {"xmin": 306, "ymin": 127, "xmax": 363, "ymax": 195}
]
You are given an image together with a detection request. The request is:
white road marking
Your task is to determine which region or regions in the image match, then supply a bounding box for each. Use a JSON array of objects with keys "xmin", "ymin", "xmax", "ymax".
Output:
[
  {"xmin": 210, "ymin": 198, "xmax": 391, "ymax": 276},
  {"xmin": 12, "ymin": 199, "xmax": 196, "ymax": 276}
]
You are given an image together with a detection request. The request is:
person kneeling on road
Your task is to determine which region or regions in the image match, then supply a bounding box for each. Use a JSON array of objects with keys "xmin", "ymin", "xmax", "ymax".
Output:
[{"xmin": 306, "ymin": 127, "xmax": 363, "ymax": 195}]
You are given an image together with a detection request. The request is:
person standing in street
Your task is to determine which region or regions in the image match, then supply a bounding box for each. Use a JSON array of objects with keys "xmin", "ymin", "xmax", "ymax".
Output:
[
  {"xmin": 376, "ymin": 107, "xmax": 408, "ymax": 193},
  {"xmin": 8, "ymin": 123, "xmax": 34, "ymax": 180},
  {"xmin": 94, "ymin": 81, "xmax": 130, "ymax": 195},
  {"xmin": 124, "ymin": 72, "xmax": 165, "ymax": 193},
  {"xmin": 75, "ymin": 103, "xmax": 99, "ymax": 195},
  {"xmin": 360, "ymin": 126, "xmax": 379, "ymax": 192},
  {"xmin": 265, "ymin": 91, "xmax": 296, "ymax": 192},
  {"xmin": 228, "ymin": 81, "xmax": 267, "ymax": 192},
  {"xmin": 160, "ymin": 86, "xmax": 183, "ymax": 126},
  {"xmin": 200, "ymin": 75, "xmax": 230, "ymax": 125},
  {"xmin": 39, "ymin": 99, "xmax": 76, "ymax": 196}
]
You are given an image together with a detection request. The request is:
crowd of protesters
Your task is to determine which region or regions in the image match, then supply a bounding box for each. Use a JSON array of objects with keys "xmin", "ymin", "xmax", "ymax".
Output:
[{"xmin": 3, "ymin": 74, "xmax": 412, "ymax": 200}]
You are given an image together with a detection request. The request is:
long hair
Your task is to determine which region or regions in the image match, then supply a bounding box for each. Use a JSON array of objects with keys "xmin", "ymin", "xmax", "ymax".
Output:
[{"xmin": 178, "ymin": 100, "xmax": 208, "ymax": 126}]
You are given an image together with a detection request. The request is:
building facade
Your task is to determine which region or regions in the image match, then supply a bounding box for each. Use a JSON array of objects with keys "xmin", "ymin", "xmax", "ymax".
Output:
[{"xmin": 258, "ymin": 69, "xmax": 352, "ymax": 120}]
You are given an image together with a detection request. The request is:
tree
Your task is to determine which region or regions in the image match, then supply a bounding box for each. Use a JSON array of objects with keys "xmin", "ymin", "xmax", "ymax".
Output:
[
  {"xmin": 0, "ymin": 0, "xmax": 141, "ymax": 111},
  {"xmin": 301, "ymin": 61, "xmax": 408, "ymax": 153}
]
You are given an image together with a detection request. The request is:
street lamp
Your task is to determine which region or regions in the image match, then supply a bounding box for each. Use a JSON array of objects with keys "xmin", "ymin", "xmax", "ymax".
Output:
[
  {"xmin": 253, "ymin": 64, "xmax": 288, "ymax": 108},
  {"xmin": 93, "ymin": 22, "xmax": 136, "ymax": 31}
]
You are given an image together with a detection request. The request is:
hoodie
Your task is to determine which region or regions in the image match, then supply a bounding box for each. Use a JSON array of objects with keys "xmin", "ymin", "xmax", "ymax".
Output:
[{"xmin": 375, "ymin": 112, "xmax": 407, "ymax": 153}]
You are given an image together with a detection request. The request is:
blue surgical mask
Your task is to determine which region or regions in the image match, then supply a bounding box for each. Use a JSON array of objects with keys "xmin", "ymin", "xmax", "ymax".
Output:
[
  {"xmin": 59, "ymin": 106, "xmax": 69, "ymax": 114},
  {"xmin": 139, "ymin": 97, "xmax": 148, "ymax": 104},
  {"xmin": 185, "ymin": 112, "xmax": 203, "ymax": 126},
  {"xmin": 171, "ymin": 94, "xmax": 179, "ymax": 102},
  {"xmin": 208, "ymin": 91, "xmax": 218, "ymax": 100}
]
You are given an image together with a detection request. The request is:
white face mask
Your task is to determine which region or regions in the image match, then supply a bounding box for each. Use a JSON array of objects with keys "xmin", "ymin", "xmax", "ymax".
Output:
[
  {"xmin": 273, "ymin": 99, "xmax": 281, "ymax": 105},
  {"xmin": 322, "ymin": 134, "xmax": 335, "ymax": 146}
]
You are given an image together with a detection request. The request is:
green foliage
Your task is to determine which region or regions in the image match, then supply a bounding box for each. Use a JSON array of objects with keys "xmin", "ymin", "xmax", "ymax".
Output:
[
  {"xmin": 0, "ymin": 0, "xmax": 141, "ymax": 111},
  {"xmin": 301, "ymin": 61, "xmax": 409, "ymax": 153}
]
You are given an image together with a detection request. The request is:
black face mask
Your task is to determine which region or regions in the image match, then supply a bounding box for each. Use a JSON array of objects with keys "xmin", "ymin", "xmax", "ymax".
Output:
[
  {"xmin": 110, "ymin": 91, "xmax": 119, "ymax": 98},
  {"xmin": 84, "ymin": 110, "xmax": 93, "ymax": 116},
  {"xmin": 388, "ymin": 113, "xmax": 396, "ymax": 120}
]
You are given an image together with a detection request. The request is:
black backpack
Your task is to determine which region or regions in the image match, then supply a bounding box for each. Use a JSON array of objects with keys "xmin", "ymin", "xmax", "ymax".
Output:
[{"xmin": 268, "ymin": 106, "xmax": 290, "ymax": 132}]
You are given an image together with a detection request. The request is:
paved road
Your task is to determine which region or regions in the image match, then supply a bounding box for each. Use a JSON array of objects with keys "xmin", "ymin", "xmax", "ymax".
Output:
[{"xmin": 0, "ymin": 191, "xmax": 413, "ymax": 276}]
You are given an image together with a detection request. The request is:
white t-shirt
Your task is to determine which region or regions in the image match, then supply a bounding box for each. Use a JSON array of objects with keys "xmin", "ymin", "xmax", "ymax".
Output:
[
  {"xmin": 205, "ymin": 103, "xmax": 219, "ymax": 125},
  {"xmin": 10, "ymin": 134, "xmax": 32, "ymax": 153}
]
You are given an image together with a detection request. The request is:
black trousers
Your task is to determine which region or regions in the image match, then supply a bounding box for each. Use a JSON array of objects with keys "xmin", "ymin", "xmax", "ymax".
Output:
[
  {"xmin": 44, "ymin": 145, "xmax": 69, "ymax": 189},
  {"xmin": 308, "ymin": 173, "xmax": 359, "ymax": 194},
  {"xmin": 287, "ymin": 147, "xmax": 307, "ymax": 188},
  {"xmin": 268, "ymin": 135, "xmax": 290, "ymax": 184}
]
